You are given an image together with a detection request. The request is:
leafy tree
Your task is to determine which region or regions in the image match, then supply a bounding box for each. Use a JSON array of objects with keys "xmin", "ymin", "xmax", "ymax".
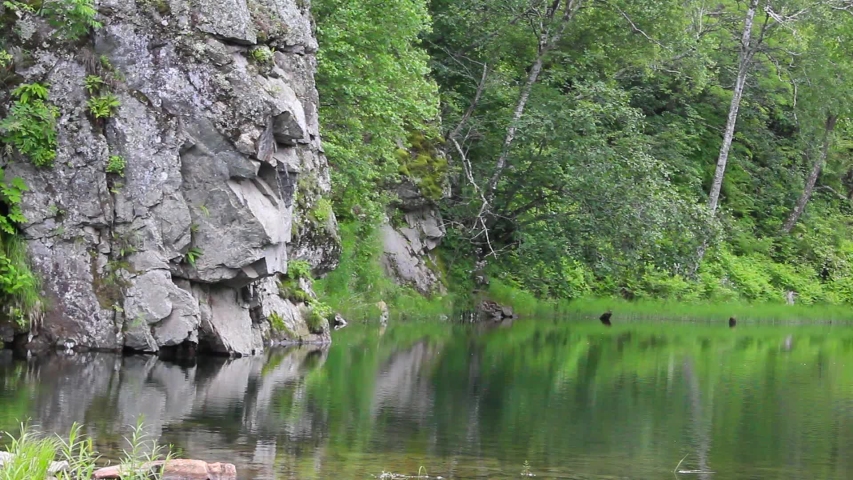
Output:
[{"xmin": 313, "ymin": 0, "xmax": 439, "ymax": 223}]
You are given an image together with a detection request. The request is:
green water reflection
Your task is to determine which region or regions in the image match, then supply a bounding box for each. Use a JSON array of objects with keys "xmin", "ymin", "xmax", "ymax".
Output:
[{"xmin": 2, "ymin": 319, "xmax": 853, "ymax": 479}]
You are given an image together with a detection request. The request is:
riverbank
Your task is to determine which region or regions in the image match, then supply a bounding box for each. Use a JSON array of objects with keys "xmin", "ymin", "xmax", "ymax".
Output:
[
  {"xmin": 324, "ymin": 277, "xmax": 853, "ymax": 325},
  {"xmin": 0, "ymin": 421, "xmax": 236, "ymax": 480},
  {"xmin": 486, "ymin": 280, "xmax": 853, "ymax": 323}
]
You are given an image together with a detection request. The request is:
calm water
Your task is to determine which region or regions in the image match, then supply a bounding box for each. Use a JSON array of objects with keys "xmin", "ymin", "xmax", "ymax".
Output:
[{"xmin": 2, "ymin": 319, "xmax": 853, "ymax": 479}]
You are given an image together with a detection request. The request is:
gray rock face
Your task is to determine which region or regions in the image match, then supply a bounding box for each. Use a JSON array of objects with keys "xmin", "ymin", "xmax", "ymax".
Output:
[
  {"xmin": 381, "ymin": 207, "xmax": 446, "ymax": 295},
  {"xmin": 6, "ymin": 0, "xmax": 338, "ymax": 354}
]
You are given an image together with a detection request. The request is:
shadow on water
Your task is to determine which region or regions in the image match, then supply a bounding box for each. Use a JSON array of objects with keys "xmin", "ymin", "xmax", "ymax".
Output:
[{"xmin": 3, "ymin": 319, "xmax": 853, "ymax": 479}]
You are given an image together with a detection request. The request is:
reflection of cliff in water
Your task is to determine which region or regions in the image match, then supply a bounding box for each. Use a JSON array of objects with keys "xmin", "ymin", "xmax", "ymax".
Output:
[
  {"xmin": 3, "ymin": 347, "xmax": 327, "ymax": 478},
  {"xmin": 372, "ymin": 340, "xmax": 441, "ymax": 420}
]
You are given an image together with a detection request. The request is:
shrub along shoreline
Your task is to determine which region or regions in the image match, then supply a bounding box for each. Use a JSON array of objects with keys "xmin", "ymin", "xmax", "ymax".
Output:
[{"xmin": 0, "ymin": 416, "xmax": 241, "ymax": 479}]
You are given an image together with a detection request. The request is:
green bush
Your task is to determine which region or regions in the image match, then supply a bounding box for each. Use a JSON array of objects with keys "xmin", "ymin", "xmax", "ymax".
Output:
[
  {"xmin": 278, "ymin": 277, "xmax": 310, "ymax": 303},
  {"xmin": 0, "ymin": 168, "xmax": 39, "ymax": 329},
  {"xmin": 0, "ymin": 83, "xmax": 59, "ymax": 167},
  {"xmin": 287, "ymin": 260, "xmax": 312, "ymax": 280},
  {"xmin": 268, "ymin": 311, "xmax": 286, "ymax": 331},
  {"xmin": 87, "ymin": 93, "xmax": 120, "ymax": 119},
  {"xmin": 314, "ymin": 221, "xmax": 456, "ymax": 321},
  {"xmin": 310, "ymin": 198, "xmax": 333, "ymax": 224},
  {"xmin": 84, "ymin": 75, "xmax": 106, "ymax": 94},
  {"xmin": 306, "ymin": 300, "xmax": 332, "ymax": 333},
  {"xmin": 249, "ymin": 46, "xmax": 275, "ymax": 64},
  {"xmin": 41, "ymin": 0, "xmax": 102, "ymax": 40},
  {"xmin": 397, "ymin": 133, "xmax": 448, "ymax": 201},
  {"xmin": 183, "ymin": 247, "xmax": 203, "ymax": 266},
  {"xmin": 106, "ymin": 155, "xmax": 126, "ymax": 176}
]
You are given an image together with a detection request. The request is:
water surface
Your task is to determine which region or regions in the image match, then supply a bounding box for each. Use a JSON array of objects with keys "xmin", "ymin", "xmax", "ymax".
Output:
[{"xmin": 2, "ymin": 319, "xmax": 853, "ymax": 479}]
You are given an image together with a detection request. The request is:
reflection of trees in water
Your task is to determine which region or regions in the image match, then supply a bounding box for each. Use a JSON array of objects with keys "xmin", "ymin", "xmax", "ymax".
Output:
[
  {"xmin": 682, "ymin": 357, "xmax": 712, "ymax": 480},
  {"xmin": 5, "ymin": 324, "xmax": 853, "ymax": 479}
]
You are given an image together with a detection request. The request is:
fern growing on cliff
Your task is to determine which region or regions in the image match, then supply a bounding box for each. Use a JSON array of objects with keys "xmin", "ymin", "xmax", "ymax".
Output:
[
  {"xmin": 41, "ymin": 0, "xmax": 102, "ymax": 40},
  {"xmin": 0, "ymin": 83, "xmax": 59, "ymax": 167},
  {"xmin": 0, "ymin": 169, "xmax": 39, "ymax": 329}
]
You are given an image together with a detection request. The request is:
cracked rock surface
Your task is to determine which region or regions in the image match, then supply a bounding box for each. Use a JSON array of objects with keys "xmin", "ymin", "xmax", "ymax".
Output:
[{"xmin": 6, "ymin": 0, "xmax": 339, "ymax": 354}]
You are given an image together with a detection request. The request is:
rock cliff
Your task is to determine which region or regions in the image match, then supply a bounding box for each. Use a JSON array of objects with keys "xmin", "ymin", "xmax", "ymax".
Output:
[
  {"xmin": 1, "ymin": 0, "xmax": 339, "ymax": 354},
  {"xmin": 380, "ymin": 180, "xmax": 446, "ymax": 295}
]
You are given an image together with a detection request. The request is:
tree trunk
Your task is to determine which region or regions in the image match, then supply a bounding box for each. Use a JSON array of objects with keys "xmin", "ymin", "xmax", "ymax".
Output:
[
  {"xmin": 782, "ymin": 114, "xmax": 838, "ymax": 233},
  {"xmin": 706, "ymin": 0, "xmax": 760, "ymax": 215},
  {"xmin": 485, "ymin": 0, "xmax": 582, "ymax": 206},
  {"xmin": 693, "ymin": 0, "xmax": 761, "ymax": 271}
]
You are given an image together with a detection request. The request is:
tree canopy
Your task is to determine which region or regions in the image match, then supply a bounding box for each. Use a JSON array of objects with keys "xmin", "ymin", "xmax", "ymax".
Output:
[{"xmin": 313, "ymin": 0, "xmax": 853, "ymax": 306}]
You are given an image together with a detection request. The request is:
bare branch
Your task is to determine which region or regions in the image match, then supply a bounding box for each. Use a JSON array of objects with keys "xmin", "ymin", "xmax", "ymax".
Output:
[
  {"xmin": 450, "ymin": 63, "xmax": 489, "ymax": 141},
  {"xmin": 612, "ymin": 4, "xmax": 664, "ymax": 48}
]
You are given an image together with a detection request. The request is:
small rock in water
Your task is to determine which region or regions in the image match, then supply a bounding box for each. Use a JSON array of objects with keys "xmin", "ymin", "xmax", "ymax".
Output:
[
  {"xmin": 332, "ymin": 312, "xmax": 348, "ymax": 330},
  {"xmin": 93, "ymin": 459, "xmax": 237, "ymax": 480},
  {"xmin": 377, "ymin": 300, "xmax": 389, "ymax": 327}
]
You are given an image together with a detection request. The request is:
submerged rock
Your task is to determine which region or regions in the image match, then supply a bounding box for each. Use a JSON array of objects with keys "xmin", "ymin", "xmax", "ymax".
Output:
[{"xmin": 93, "ymin": 459, "xmax": 236, "ymax": 480}]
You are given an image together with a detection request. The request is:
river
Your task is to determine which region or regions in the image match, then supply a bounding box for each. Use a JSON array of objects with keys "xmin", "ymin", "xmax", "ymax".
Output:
[{"xmin": 2, "ymin": 319, "xmax": 852, "ymax": 479}]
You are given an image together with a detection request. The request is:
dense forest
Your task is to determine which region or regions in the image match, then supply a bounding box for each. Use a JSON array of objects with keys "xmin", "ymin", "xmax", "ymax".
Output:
[
  {"xmin": 312, "ymin": 0, "xmax": 853, "ymax": 310},
  {"xmin": 4, "ymin": 0, "xmax": 853, "ymax": 322}
]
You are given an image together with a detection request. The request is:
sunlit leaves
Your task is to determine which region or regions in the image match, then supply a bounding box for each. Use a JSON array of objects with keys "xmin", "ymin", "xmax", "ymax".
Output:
[{"xmin": 314, "ymin": 0, "xmax": 439, "ymax": 222}]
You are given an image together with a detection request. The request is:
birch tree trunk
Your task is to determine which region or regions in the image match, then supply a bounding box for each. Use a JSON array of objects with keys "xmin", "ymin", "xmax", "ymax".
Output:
[
  {"xmin": 485, "ymin": 0, "xmax": 583, "ymax": 206},
  {"xmin": 707, "ymin": 0, "xmax": 760, "ymax": 215},
  {"xmin": 782, "ymin": 114, "xmax": 838, "ymax": 233}
]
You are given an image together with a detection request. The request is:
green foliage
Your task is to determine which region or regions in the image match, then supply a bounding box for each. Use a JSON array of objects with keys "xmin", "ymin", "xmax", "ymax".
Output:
[
  {"xmin": 0, "ymin": 419, "xmax": 172, "ymax": 480},
  {"xmin": 521, "ymin": 461, "xmax": 533, "ymax": 477},
  {"xmin": 249, "ymin": 45, "xmax": 275, "ymax": 64},
  {"xmin": 310, "ymin": 197, "xmax": 333, "ymax": 225},
  {"xmin": 83, "ymin": 75, "xmax": 106, "ymax": 94},
  {"xmin": 396, "ymin": 133, "xmax": 448, "ymax": 201},
  {"xmin": 402, "ymin": 0, "xmax": 853, "ymax": 308},
  {"xmin": 0, "ymin": 423, "xmax": 59, "ymax": 480},
  {"xmin": 87, "ymin": 93, "xmax": 120, "ymax": 119},
  {"xmin": 277, "ymin": 260, "xmax": 314, "ymax": 303},
  {"xmin": 183, "ymin": 247, "xmax": 203, "ymax": 267},
  {"xmin": 55, "ymin": 423, "xmax": 100, "ymax": 480},
  {"xmin": 268, "ymin": 311, "xmax": 286, "ymax": 331},
  {"xmin": 116, "ymin": 416, "xmax": 173, "ymax": 480},
  {"xmin": 0, "ymin": 170, "xmax": 27, "ymax": 235},
  {"xmin": 314, "ymin": 0, "xmax": 439, "ymax": 222},
  {"xmin": 315, "ymin": 221, "xmax": 456, "ymax": 321},
  {"xmin": 2, "ymin": 0, "xmax": 35, "ymax": 15},
  {"xmin": 0, "ymin": 83, "xmax": 59, "ymax": 167},
  {"xmin": 306, "ymin": 299, "xmax": 332, "ymax": 334},
  {"xmin": 0, "ymin": 236, "xmax": 39, "ymax": 328},
  {"xmin": 111, "ymin": 230, "xmax": 139, "ymax": 258},
  {"xmin": 278, "ymin": 277, "xmax": 310, "ymax": 303},
  {"xmin": 41, "ymin": 0, "xmax": 102, "ymax": 40},
  {"xmin": 0, "ymin": 167, "xmax": 39, "ymax": 329},
  {"xmin": 106, "ymin": 154, "xmax": 126, "ymax": 176},
  {"xmin": 287, "ymin": 260, "xmax": 312, "ymax": 280}
]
